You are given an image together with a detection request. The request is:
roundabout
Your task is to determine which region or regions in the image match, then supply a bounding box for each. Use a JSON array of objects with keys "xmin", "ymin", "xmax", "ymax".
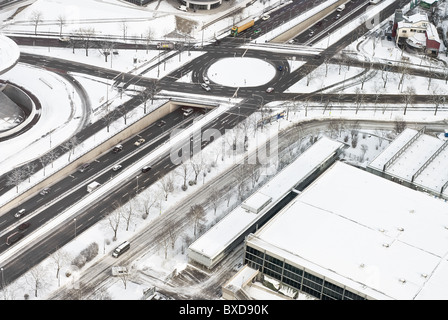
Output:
[{"xmin": 206, "ymin": 57, "xmax": 277, "ymax": 87}]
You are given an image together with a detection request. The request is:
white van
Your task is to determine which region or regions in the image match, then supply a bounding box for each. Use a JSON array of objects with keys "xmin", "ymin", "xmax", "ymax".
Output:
[{"xmin": 336, "ymin": 4, "xmax": 345, "ymax": 12}]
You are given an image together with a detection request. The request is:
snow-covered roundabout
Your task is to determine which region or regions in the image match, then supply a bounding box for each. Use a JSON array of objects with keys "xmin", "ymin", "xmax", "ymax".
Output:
[{"xmin": 207, "ymin": 57, "xmax": 276, "ymax": 87}]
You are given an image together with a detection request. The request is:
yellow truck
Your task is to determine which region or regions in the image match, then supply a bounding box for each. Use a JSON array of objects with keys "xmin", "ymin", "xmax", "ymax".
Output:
[{"xmin": 230, "ymin": 20, "xmax": 254, "ymax": 37}]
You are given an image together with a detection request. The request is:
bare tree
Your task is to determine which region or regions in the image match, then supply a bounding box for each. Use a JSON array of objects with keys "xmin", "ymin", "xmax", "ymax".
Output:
[
  {"xmin": 23, "ymin": 162, "xmax": 37, "ymax": 183},
  {"xmin": 402, "ymin": 86, "xmax": 415, "ymax": 115},
  {"xmin": 108, "ymin": 201, "xmax": 123, "ymax": 241},
  {"xmin": 360, "ymin": 144, "xmax": 369, "ymax": 162},
  {"xmin": 157, "ymin": 173, "xmax": 174, "ymax": 201},
  {"xmin": 140, "ymin": 192, "xmax": 156, "ymax": 219},
  {"xmin": 167, "ymin": 224, "xmax": 180, "ymax": 250},
  {"xmin": 57, "ymin": 14, "xmax": 66, "ymax": 36},
  {"xmin": 431, "ymin": 89, "xmax": 446, "ymax": 116},
  {"xmin": 122, "ymin": 198, "xmax": 135, "ymax": 231},
  {"xmin": 208, "ymin": 190, "xmax": 220, "ymax": 215},
  {"xmin": 398, "ymin": 62, "xmax": 410, "ymax": 91},
  {"xmin": 394, "ymin": 117, "xmax": 406, "ymax": 134},
  {"xmin": 26, "ymin": 265, "xmax": 48, "ymax": 298},
  {"xmin": 176, "ymin": 162, "xmax": 190, "ymax": 191},
  {"xmin": 144, "ymin": 27, "xmax": 153, "ymax": 54},
  {"xmin": 190, "ymin": 154, "xmax": 204, "ymax": 185},
  {"xmin": 62, "ymin": 136, "xmax": 79, "ymax": 162},
  {"xmin": 121, "ymin": 20, "xmax": 128, "ymax": 41},
  {"xmin": 50, "ymin": 249, "xmax": 71, "ymax": 287},
  {"xmin": 6, "ymin": 168, "xmax": 25, "ymax": 193},
  {"xmin": 77, "ymin": 27, "xmax": 96, "ymax": 57},
  {"xmin": 188, "ymin": 204, "xmax": 205, "ymax": 237},
  {"xmin": 30, "ymin": 11, "xmax": 43, "ymax": 36}
]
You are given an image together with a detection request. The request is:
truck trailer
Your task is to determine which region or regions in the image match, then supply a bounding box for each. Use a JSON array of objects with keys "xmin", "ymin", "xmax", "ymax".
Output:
[
  {"xmin": 87, "ymin": 181, "xmax": 101, "ymax": 193},
  {"xmin": 230, "ymin": 20, "xmax": 254, "ymax": 37},
  {"xmin": 157, "ymin": 42, "xmax": 175, "ymax": 50}
]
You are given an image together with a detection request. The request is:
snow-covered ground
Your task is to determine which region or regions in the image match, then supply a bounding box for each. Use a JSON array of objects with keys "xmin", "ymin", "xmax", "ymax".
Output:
[{"xmin": 0, "ymin": 0, "xmax": 447, "ymax": 300}]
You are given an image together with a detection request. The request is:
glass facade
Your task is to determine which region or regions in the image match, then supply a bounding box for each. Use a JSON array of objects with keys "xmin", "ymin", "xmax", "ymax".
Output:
[{"xmin": 245, "ymin": 245, "xmax": 367, "ymax": 300}]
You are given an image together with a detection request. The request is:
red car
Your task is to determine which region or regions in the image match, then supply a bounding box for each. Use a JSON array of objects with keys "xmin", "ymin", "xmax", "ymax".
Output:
[{"xmin": 18, "ymin": 222, "xmax": 30, "ymax": 231}]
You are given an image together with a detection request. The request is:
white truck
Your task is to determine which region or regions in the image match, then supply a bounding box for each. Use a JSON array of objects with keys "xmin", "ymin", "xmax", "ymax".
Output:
[{"xmin": 87, "ymin": 181, "xmax": 101, "ymax": 193}]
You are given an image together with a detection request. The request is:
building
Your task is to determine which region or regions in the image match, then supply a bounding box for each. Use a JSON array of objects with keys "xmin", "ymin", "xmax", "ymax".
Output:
[
  {"xmin": 367, "ymin": 127, "xmax": 448, "ymax": 201},
  {"xmin": 391, "ymin": 10, "xmax": 440, "ymax": 57},
  {"xmin": 178, "ymin": 0, "xmax": 222, "ymax": 11},
  {"xmin": 123, "ymin": 0, "xmax": 154, "ymax": 5},
  {"xmin": 188, "ymin": 136, "xmax": 346, "ymax": 269},
  {"xmin": 243, "ymin": 161, "xmax": 448, "ymax": 300}
]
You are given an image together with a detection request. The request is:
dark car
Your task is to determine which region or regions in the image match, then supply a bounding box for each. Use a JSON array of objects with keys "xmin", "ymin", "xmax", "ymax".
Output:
[
  {"xmin": 277, "ymin": 65, "xmax": 283, "ymax": 71},
  {"xmin": 78, "ymin": 163, "xmax": 90, "ymax": 173},
  {"xmin": 18, "ymin": 222, "xmax": 30, "ymax": 231},
  {"xmin": 141, "ymin": 166, "xmax": 152, "ymax": 173},
  {"xmin": 316, "ymin": 21, "xmax": 323, "ymax": 27},
  {"xmin": 112, "ymin": 144, "xmax": 123, "ymax": 153}
]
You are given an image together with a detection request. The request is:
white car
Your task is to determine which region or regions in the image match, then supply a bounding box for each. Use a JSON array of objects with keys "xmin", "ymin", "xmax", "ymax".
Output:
[
  {"xmin": 201, "ymin": 83, "xmax": 211, "ymax": 91},
  {"xmin": 134, "ymin": 138, "xmax": 145, "ymax": 146},
  {"xmin": 203, "ymin": 76, "xmax": 210, "ymax": 84},
  {"xmin": 112, "ymin": 164, "xmax": 122, "ymax": 172},
  {"xmin": 261, "ymin": 14, "xmax": 270, "ymax": 20},
  {"xmin": 266, "ymin": 87, "xmax": 274, "ymax": 93}
]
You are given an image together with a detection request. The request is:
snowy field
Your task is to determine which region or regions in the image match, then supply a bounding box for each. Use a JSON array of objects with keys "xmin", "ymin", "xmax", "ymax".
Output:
[{"xmin": 0, "ymin": 0, "xmax": 447, "ymax": 300}]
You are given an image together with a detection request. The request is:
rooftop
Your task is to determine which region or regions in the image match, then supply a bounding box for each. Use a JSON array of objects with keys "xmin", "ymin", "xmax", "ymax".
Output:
[{"xmin": 248, "ymin": 161, "xmax": 448, "ymax": 300}]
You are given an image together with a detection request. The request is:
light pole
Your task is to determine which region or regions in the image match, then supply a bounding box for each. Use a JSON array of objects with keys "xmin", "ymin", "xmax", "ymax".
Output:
[
  {"xmin": 136, "ymin": 175, "xmax": 140, "ymax": 195},
  {"xmin": 74, "ymin": 218, "xmax": 77, "ymax": 238},
  {"xmin": 1, "ymin": 267, "xmax": 4, "ymax": 289},
  {"xmin": 252, "ymin": 94, "xmax": 264, "ymax": 109}
]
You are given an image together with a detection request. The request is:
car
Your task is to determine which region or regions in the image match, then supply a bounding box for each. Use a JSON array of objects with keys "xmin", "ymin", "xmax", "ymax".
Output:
[
  {"xmin": 141, "ymin": 166, "xmax": 152, "ymax": 173},
  {"xmin": 266, "ymin": 87, "xmax": 274, "ymax": 93},
  {"xmin": 316, "ymin": 21, "xmax": 323, "ymax": 27},
  {"xmin": 201, "ymin": 83, "xmax": 211, "ymax": 91},
  {"xmin": 78, "ymin": 163, "xmax": 90, "ymax": 173},
  {"xmin": 387, "ymin": 35, "xmax": 392, "ymax": 41},
  {"xmin": 18, "ymin": 222, "xmax": 30, "ymax": 231},
  {"xmin": 214, "ymin": 39, "xmax": 221, "ymax": 46},
  {"xmin": 335, "ymin": 14, "xmax": 341, "ymax": 20},
  {"xmin": 309, "ymin": 31, "xmax": 314, "ymax": 37},
  {"xmin": 112, "ymin": 144, "xmax": 123, "ymax": 153},
  {"xmin": 40, "ymin": 187, "xmax": 51, "ymax": 196},
  {"xmin": 277, "ymin": 65, "xmax": 283, "ymax": 71},
  {"xmin": 157, "ymin": 120, "xmax": 166, "ymax": 127},
  {"xmin": 112, "ymin": 164, "xmax": 122, "ymax": 172},
  {"xmin": 253, "ymin": 28, "xmax": 261, "ymax": 34},
  {"xmin": 203, "ymin": 76, "xmax": 210, "ymax": 84},
  {"xmin": 183, "ymin": 108, "xmax": 193, "ymax": 116},
  {"xmin": 261, "ymin": 14, "xmax": 270, "ymax": 20},
  {"xmin": 14, "ymin": 208, "xmax": 26, "ymax": 219},
  {"xmin": 134, "ymin": 138, "xmax": 145, "ymax": 146},
  {"xmin": 313, "ymin": 54, "xmax": 321, "ymax": 60},
  {"xmin": 287, "ymin": 39, "xmax": 295, "ymax": 44}
]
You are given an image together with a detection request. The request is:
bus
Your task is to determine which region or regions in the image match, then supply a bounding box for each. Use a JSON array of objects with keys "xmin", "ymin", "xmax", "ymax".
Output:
[
  {"xmin": 6, "ymin": 231, "xmax": 24, "ymax": 246},
  {"xmin": 112, "ymin": 241, "xmax": 130, "ymax": 258}
]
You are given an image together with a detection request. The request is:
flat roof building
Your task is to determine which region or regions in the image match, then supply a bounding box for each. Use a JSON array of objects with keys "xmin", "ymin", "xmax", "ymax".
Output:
[
  {"xmin": 244, "ymin": 161, "xmax": 448, "ymax": 300},
  {"xmin": 188, "ymin": 136, "xmax": 346, "ymax": 269},
  {"xmin": 367, "ymin": 127, "xmax": 448, "ymax": 200}
]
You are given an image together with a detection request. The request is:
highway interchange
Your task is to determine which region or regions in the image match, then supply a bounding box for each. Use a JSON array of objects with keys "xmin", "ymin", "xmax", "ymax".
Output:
[{"xmin": 0, "ymin": 0, "xmax": 447, "ymax": 298}]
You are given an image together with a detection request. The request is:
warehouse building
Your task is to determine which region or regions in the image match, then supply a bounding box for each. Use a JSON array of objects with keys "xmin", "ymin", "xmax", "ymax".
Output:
[
  {"xmin": 367, "ymin": 127, "xmax": 448, "ymax": 201},
  {"xmin": 243, "ymin": 161, "xmax": 448, "ymax": 300},
  {"xmin": 188, "ymin": 136, "xmax": 346, "ymax": 269}
]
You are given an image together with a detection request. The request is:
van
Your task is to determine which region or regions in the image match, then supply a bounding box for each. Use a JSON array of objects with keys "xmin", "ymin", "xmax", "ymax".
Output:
[
  {"xmin": 14, "ymin": 209, "xmax": 26, "ymax": 218},
  {"xmin": 336, "ymin": 4, "xmax": 345, "ymax": 12},
  {"xmin": 112, "ymin": 241, "xmax": 130, "ymax": 258},
  {"xmin": 183, "ymin": 108, "xmax": 194, "ymax": 116}
]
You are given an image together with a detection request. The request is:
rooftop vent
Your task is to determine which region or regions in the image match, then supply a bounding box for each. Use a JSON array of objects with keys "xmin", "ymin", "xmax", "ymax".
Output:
[
  {"xmin": 421, "ymin": 273, "xmax": 428, "ymax": 278},
  {"xmin": 399, "ymin": 278, "xmax": 406, "ymax": 284},
  {"xmin": 383, "ymin": 243, "xmax": 390, "ymax": 248},
  {"xmin": 359, "ymin": 263, "xmax": 365, "ymax": 268},
  {"xmin": 397, "ymin": 227, "xmax": 404, "ymax": 231}
]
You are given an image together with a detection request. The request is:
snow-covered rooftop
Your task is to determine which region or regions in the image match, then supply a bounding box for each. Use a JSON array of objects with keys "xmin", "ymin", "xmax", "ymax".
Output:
[
  {"xmin": 368, "ymin": 128, "xmax": 448, "ymax": 197},
  {"xmin": 0, "ymin": 35, "xmax": 20, "ymax": 74},
  {"xmin": 247, "ymin": 161, "xmax": 448, "ymax": 300},
  {"xmin": 188, "ymin": 136, "xmax": 345, "ymax": 265}
]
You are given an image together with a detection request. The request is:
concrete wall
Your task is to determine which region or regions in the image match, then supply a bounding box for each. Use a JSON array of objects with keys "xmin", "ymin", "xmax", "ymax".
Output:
[{"xmin": 271, "ymin": 0, "xmax": 349, "ymax": 43}]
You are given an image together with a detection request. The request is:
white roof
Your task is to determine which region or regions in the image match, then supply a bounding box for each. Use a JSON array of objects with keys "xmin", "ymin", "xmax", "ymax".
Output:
[
  {"xmin": 248, "ymin": 161, "xmax": 448, "ymax": 300},
  {"xmin": 188, "ymin": 136, "xmax": 345, "ymax": 261},
  {"xmin": 368, "ymin": 128, "xmax": 448, "ymax": 197},
  {"xmin": 241, "ymin": 192, "xmax": 272, "ymax": 213}
]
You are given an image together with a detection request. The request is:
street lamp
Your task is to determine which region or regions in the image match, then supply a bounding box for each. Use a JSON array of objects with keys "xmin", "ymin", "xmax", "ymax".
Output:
[
  {"xmin": 136, "ymin": 175, "xmax": 140, "ymax": 195},
  {"xmin": 74, "ymin": 218, "xmax": 77, "ymax": 238},
  {"xmin": 1, "ymin": 267, "xmax": 4, "ymax": 289}
]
